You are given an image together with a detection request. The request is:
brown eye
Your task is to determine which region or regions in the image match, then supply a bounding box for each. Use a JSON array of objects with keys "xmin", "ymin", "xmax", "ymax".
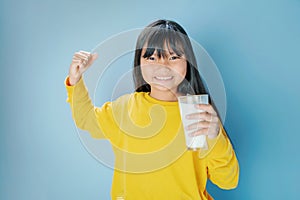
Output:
[
  {"xmin": 169, "ymin": 56, "xmax": 180, "ymax": 60},
  {"xmin": 146, "ymin": 56, "xmax": 156, "ymax": 61}
]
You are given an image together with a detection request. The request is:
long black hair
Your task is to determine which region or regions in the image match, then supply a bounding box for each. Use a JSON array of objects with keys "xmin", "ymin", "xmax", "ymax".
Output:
[{"xmin": 133, "ymin": 19, "xmax": 207, "ymax": 95}]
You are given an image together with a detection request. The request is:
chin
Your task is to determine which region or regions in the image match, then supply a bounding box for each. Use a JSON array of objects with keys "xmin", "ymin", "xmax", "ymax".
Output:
[{"xmin": 152, "ymin": 84, "xmax": 177, "ymax": 92}]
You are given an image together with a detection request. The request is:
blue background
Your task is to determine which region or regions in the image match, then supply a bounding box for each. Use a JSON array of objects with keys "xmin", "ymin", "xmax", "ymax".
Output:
[{"xmin": 1, "ymin": 0, "xmax": 299, "ymax": 199}]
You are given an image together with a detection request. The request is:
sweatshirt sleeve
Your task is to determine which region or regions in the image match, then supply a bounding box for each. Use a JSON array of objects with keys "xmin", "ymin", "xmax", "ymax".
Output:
[
  {"xmin": 200, "ymin": 126, "xmax": 239, "ymax": 189},
  {"xmin": 65, "ymin": 76, "xmax": 106, "ymax": 138}
]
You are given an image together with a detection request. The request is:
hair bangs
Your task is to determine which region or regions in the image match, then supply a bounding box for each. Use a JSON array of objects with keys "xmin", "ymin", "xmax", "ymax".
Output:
[{"xmin": 142, "ymin": 28, "xmax": 186, "ymax": 58}]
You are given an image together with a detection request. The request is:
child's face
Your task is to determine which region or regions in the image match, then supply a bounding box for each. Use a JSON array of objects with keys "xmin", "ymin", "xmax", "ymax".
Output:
[{"xmin": 140, "ymin": 46, "xmax": 187, "ymax": 95}]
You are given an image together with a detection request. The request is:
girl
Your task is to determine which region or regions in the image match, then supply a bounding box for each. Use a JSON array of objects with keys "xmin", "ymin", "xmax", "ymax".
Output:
[{"xmin": 65, "ymin": 19, "xmax": 239, "ymax": 200}]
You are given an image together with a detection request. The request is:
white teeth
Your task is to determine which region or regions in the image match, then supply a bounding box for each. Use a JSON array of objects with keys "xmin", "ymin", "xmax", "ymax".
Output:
[{"xmin": 155, "ymin": 76, "xmax": 172, "ymax": 80}]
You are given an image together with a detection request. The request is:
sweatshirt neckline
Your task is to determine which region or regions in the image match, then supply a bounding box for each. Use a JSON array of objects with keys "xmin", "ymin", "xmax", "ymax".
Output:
[{"xmin": 142, "ymin": 92, "xmax": 179, "ymax": 106}]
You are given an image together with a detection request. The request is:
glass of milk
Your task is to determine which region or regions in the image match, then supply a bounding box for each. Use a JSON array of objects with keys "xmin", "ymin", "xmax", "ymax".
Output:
[{"xmin": 178, "ymin": 94, "xmax": 209, "ymax": 151}]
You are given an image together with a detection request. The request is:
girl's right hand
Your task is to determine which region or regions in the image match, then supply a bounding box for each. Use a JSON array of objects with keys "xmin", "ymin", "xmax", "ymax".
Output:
[{"xmin": 68, "ymin": 50, "xmax": 98, "ymax": 85}]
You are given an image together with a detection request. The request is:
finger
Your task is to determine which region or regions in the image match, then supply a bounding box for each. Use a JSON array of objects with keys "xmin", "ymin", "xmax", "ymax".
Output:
[
  {"xmin": 70, "ymin": 59, "xmax": 82, "ymax": 68},
  {"xmin": 84, "ymin": 53, "xmax": 98, "ymax": 68},
  {"xmin": 73, "ymin": 57, "xmax": 88, "ymax": 66},
  {"xmin": 186, "ymin": 112, "xmax": 211, "ymax": 121},
  {"xmin": 186, "ymin": 112, "xmax": 219, "ymax": 123},
  {"xmin": 195, "ymin": 104, "xmax": 217, "ymax": 115},
  {"xmin": 72, "ymin": 58, "xmax": 83, "ymax": 64},
  {"xmin": 71, "ymin": 58, "xmax": 82, "ymax": 63},
  {"xmin": 86, "ymin": 53, "xmax": 98, "ymax": 64},
  {"xmin": 72, "ymin": 58, "xmax": 85, "ymax": 66},
  {"xmin": 73, "ymin": 55, "xmax": 90, "ymax": 68},
  {"xmin": 74, "ymin": 52, "xmax": 89, "ymax": 60},
  {"xmin": 90, "ymin": 53, "xmax": 98, "ymax": 61},
  {"xmin": 186, "ymin": 121, "xmax": 210, "ymax": 131},
  {"xmin": 74, "ymin": 51, "xmax": 89, "ymax": 57},
  {"xmin": 79, "ymin": 50, "xmax": 91, "ymax": 56},
  {"xmin": 72, "ymin": 57, "xmax": 82, "ymax": 61},
  {"xmin": 79, "ymin": 51, "xmax": 92, "ymax": 61},
  {"xmin": 189, "ymin": 128, "xmax": 209, "ymax": 136},
  {"xmin": 203, "ymin": 113, "xmax": 219, "ymax": 123},
  {"xmin": 189, "ymin": 123, "xmax": 219, "ymax": 137}
]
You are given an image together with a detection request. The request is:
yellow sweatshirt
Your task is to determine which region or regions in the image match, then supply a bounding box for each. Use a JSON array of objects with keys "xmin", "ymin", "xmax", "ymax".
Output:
[{"xmin": 65, "ymin": 77, "xmax": 239, "ymax": 200}]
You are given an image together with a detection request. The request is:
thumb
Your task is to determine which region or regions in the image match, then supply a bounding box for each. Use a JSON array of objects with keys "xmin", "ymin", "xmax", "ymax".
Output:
[
  {"xmin": 85, "ymin": 53, "xmax": 98, "ymax": 68},
  {"xmin": 91, "ymin": 53, "xmax": 98, "ymax": 62}
]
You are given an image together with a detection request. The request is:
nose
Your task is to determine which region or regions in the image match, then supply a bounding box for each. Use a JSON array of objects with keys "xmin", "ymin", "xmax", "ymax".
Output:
[
  {"xmin": 157, "ymin": 57, "xmax": 169, "ymax": 66},
  {"xmin": 156, "ymin": 59, "xmax": 171, "ymax": 73}
]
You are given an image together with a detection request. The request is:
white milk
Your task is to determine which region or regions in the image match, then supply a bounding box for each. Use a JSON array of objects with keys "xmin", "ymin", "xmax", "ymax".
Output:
[{"xmin": 178, "ymin": 95, "xmax": 209, "ymax": 150}]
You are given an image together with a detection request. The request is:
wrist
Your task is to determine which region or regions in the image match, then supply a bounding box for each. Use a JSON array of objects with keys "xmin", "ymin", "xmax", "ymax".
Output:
[{"xmin": 68, "ymin": 76, "xmax": 81, "ymax": 86}]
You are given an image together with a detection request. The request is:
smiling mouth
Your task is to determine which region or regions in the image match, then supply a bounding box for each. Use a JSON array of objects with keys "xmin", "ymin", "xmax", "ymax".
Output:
[{"xmin": 154, "ymin": 76, "xmax": 173, "ymax": 81}]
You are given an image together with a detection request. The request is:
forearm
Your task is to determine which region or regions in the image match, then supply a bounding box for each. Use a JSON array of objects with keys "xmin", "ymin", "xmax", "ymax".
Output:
[
  {"xmin": 65, "ymin": 76, "xmax": 104, "ymax": 138},
  {"xmin": 202, "ymin": 127, "xmax": 239, "ymax": 189}
]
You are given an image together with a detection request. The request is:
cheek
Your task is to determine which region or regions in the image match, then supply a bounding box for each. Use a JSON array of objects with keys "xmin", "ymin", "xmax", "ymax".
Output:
[
  {"xmin": 140, "ymin": 66, "xmax": 152, "ymax": 82},
  {"xmin": 175, "ymin": 62, "xmax": 187, "ymax": 79},
  {"xmin": 140, "ymin": 59, "xmax": 150, "ymax": 81}
]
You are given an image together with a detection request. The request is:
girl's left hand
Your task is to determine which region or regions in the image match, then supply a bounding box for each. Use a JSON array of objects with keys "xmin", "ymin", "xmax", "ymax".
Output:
[{"xmin": 186, "ymin": 104, "xmax": 220, "ymax": 139}]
